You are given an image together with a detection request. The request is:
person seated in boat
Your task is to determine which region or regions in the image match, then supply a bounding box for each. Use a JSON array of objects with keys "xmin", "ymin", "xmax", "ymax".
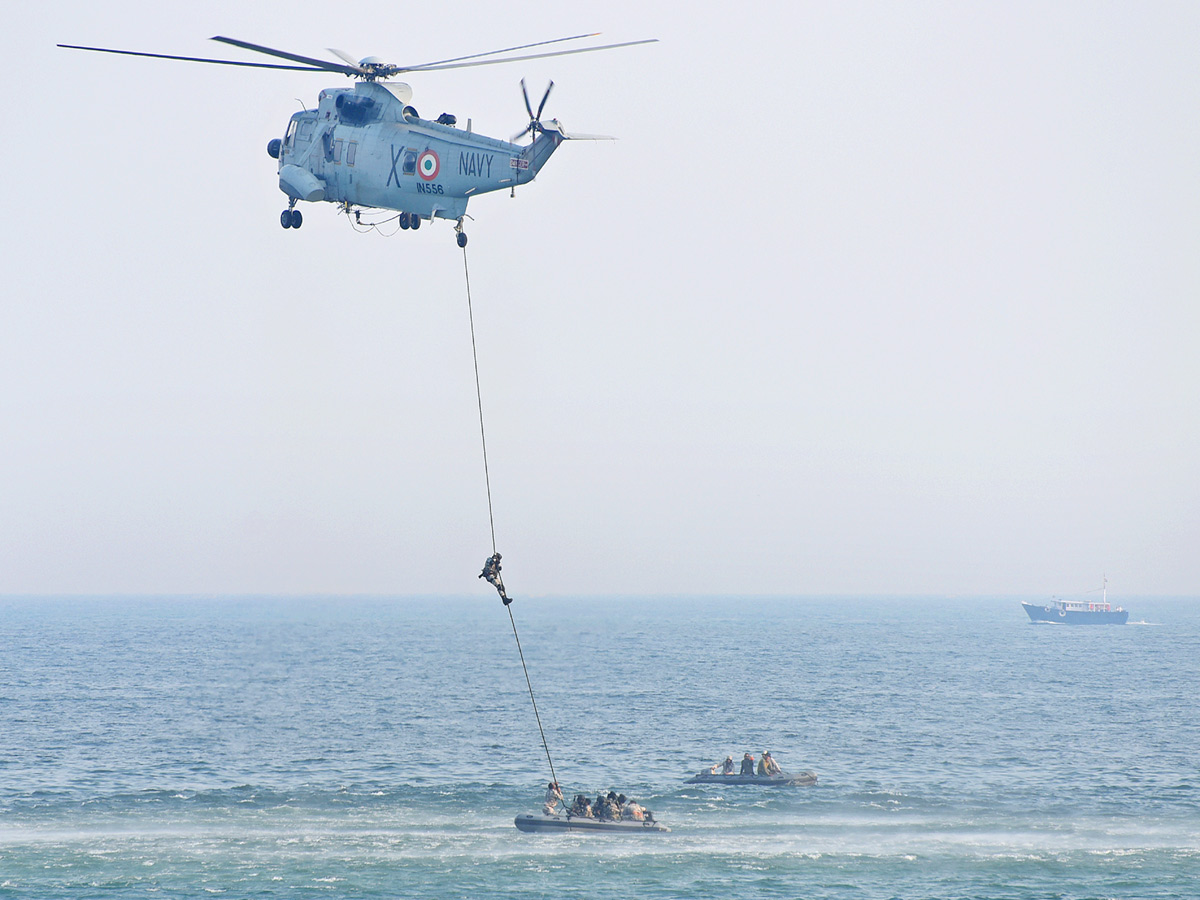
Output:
[
  {"xmin": 706, "ymin": 756, "xmax": 732, "ymax": 775},
  {"xmin": 740, "ymin": 752, "xmax": 756, "ymax": 775},
  {"xmin": 567, "ymin": 793, "xmax": 593, "ymax": 818},
  {"xmin": 619, "ymin": 794, "xmax": 646, "ymax": 821},
  {"xmin": 595, "ymin": 791, "xmax": 621, "ymax": 821},
  {"xmin": 542, "ymin": 781, "xmax": 563, "ymax": 816},
  {"xmin": 758, "ymin": 751, "xmax": 781, "ymax": 776},
  {"xmin": 605, "ymin": 791, "xmax": 624, "ymax": 820}
]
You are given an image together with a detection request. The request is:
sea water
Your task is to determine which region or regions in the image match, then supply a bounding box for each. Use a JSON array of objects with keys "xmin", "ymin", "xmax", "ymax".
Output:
[{"xmin": 1, "ymin": 595, "xmax": 1197, "ymax": 899}]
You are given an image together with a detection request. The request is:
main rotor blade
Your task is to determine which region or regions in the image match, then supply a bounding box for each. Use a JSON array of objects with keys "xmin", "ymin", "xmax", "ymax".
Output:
[
  {"xmin": 61, "ymin": 35, "xmax": 658, "ymax": 81},
  {"xmin": 57, "ymin": 44, "xmax": 329, "ymax": 72},
  {"xmin": 326, "ymin": 47, "xmax": 363, "ymax": 68},
  {"xmin": 406, "ymin": 33, "xmax": 600, "ymax": 71},
  {"xmin": 399, "ymin": 39, "xmax": 658, "ymax": 73},
  {"xmin": 210, "ymin": 36, "xmax": 360, "ymax": 76}
]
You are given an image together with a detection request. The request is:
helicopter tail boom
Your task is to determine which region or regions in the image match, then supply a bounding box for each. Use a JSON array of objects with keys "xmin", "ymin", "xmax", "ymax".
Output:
[{"xmin": 517, "ymin": 129, "xmax": 565, "ymax": 181}]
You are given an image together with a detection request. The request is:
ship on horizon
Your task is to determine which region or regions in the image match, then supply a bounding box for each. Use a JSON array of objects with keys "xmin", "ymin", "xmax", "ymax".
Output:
[{"xmin": 1022, "ymin": 576, "xmax": 1129, "ymax": 625}]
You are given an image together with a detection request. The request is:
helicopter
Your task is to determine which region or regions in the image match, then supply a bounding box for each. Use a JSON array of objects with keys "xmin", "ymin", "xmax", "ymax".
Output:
[{"xmin": 57, "ymin": 35, "xmax": 656, "ymax": 246}]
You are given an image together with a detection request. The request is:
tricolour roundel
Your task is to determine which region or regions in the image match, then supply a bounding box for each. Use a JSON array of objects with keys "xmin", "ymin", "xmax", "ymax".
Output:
[{"xmin": 417, "ymin": 149, "xmax": 440, "ymax": 180}]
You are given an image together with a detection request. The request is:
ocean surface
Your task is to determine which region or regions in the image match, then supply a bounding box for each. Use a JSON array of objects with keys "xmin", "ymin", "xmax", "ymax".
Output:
[{"xmin": 1, "ymin": 595, "xmax": 1197, "ymax": 899}]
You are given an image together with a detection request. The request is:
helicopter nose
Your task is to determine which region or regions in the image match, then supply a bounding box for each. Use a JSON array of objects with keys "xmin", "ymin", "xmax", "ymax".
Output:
[{"xmin": 267, "ymin": 138, "xmax": 281, "ymax": 159}]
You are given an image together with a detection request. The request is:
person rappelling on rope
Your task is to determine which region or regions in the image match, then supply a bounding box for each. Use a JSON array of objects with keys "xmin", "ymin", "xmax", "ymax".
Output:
[
  {"xmin": 479, "ymin": 552, "xmax": 512, "ymax": 605},
  {"xmin": 542, "ymin": 781, "xmax": 564, "ymax": 816}
]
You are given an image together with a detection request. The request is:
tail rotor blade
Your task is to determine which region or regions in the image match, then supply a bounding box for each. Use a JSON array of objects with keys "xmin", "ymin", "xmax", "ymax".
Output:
[
  {"xmin": 535, "ymin": 80, "xmax": 554, "ymax": 120},
  {"xmin": 520, "ymin": 78, "xmax": 534, "ymax": 119}
]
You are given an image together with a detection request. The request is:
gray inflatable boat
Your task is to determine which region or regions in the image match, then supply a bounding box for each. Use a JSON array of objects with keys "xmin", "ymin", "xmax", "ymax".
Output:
[
  {"xmin": 684, "ymin": 770, "xmax": 817, "ymax": 786},
  {"xmin": 515, "ymin": 813, "xmax": 671, "ymax": 834}
]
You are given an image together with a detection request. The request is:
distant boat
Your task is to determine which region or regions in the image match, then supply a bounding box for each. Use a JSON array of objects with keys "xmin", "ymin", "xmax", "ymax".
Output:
[
  {"xmin": 684, "ymin": 770, "xmax": 817, "ymax": 786},
  {"xmin": 1022, "ymin": 577, "xmax": 1129, "ymax": 625}
]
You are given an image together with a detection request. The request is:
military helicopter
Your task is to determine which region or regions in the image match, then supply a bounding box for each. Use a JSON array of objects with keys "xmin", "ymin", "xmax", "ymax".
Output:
[{"xmin": 58, "ymin": 35, "xmax": 655, "ymax": 246}]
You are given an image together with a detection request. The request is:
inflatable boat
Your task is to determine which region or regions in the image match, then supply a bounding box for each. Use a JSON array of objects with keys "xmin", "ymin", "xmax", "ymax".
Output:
[
  {"xmin": 684, "ymin": 770, "xmax": 817, "ymax": 786},
  {"xmin": 514, "ymin": 813, "xmax": 671, "ymax": 833}
]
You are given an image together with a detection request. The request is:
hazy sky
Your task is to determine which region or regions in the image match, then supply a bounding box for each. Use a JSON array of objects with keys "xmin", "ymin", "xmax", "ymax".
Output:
[{"xmin": 5, "ymin": 1, "xmax": 1198, "ymax": 596}]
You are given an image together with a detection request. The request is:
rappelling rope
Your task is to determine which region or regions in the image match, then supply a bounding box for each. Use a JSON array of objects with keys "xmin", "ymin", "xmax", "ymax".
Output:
[
  {"xmin": 461, "ymin": 245, "xmax": 560, "ymax": 791},
  {"xmin": 462, "ymin": 246, "xmax": 498, "ymax": 556},
  {"xmin": 505, "ymin": 602, "xmax": 559, "ymax": 789}
]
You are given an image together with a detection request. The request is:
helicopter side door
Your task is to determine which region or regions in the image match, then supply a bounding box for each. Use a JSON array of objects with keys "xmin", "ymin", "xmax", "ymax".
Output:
[{"xmin": 319, "ymin": 126, "xmax": 362, "ymax": 204}]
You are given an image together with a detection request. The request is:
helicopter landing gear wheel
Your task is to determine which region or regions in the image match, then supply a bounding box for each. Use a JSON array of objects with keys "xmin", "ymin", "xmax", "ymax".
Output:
[
  {"xmin": 289, "ymin": 209, "xmax": 302, "ymax": 229},
  {"xmin": 410, "ymin": 215, "xmax": 421, "ymax": 231},
  {"xmin": 280, "ymin": 209, "xmax": 292, "ymax": 229},
  {"xmin": 454, "ymin": 217, "xmax": 467, "ymax": 248},
  {"xmin": 399, "ymin": 212, "xmax": 410, "ymax": 230}
]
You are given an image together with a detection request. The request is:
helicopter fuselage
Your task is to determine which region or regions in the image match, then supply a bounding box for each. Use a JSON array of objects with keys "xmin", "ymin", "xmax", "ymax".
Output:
[
  {"xmin": 60, "ymin": 33, "xmax": 651, "ymax": 241},
  {"xmin": 275, "ymin": 81, "xmax": 562, "ymax": 224}
]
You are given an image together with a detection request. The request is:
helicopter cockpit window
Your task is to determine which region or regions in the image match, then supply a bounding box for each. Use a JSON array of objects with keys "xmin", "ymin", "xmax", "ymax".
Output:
[
  {"xmin": 402, "ymin": 150, "xmax": 417, "ymax": 176},
  {"xmin": 284, "ymin": 119, "xmax": 297, "ymax": 149}
]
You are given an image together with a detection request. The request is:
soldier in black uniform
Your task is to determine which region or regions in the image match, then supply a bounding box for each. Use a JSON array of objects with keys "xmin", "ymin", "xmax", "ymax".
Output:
[{"xmin": 479, "ymin": 552, "xmax": 511, "ymax": 605}]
